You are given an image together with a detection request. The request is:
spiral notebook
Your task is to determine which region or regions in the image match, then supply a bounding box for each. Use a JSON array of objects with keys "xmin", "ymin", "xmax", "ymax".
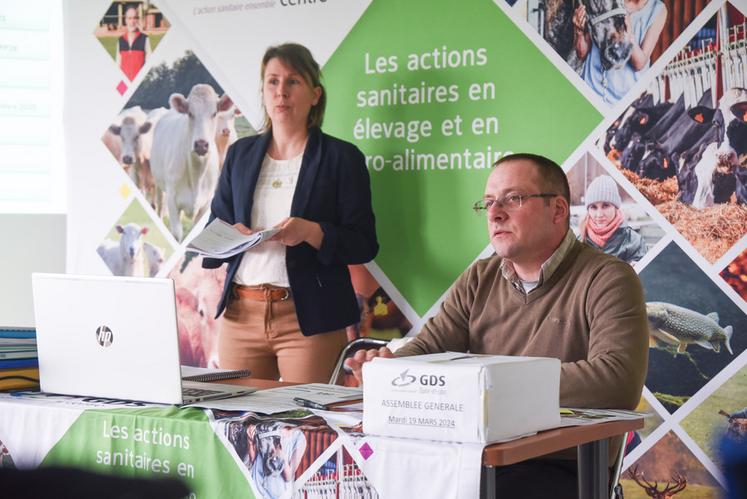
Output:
[{"xmin": 181, "ymin": 366, "xmax": 251, "ymax": 382}]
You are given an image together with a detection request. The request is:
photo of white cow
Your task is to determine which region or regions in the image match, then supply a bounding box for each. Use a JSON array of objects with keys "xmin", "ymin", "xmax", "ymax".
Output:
[
  {"xmin": 95, "ymin": 198, "xmax": 172, "ymax": 277},
  {"xmin": 102, "ymin": 105, "xmax": 166, "ymax": 208},
  {"xmin": 97, "ymin": 223, "xmax": 149, "ymax": 277},
  {"xmin": 150, "ymin": 84, "xmax": 233, "ymax": 241},
  {"xmin": 102, "ymin": 50, "xmax": 255, "ymax": 243}
]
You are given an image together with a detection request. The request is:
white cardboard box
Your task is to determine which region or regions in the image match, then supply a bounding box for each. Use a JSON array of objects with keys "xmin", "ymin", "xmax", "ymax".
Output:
[{"xmin": 362, "ymin": 352, "xmax": 561, "ymax": 443}]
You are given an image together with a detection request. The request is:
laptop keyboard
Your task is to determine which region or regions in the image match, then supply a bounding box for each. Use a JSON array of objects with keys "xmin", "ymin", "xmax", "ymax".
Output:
[{"xmin": 182, "ymin": 386, "xmax": 223, "ymax": 397}]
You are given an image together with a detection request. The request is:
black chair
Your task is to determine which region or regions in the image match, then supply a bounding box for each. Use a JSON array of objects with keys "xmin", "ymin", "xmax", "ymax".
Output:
[{"xmin": 609, "ymin": 432, "xmax": 629, "ymax": 499}]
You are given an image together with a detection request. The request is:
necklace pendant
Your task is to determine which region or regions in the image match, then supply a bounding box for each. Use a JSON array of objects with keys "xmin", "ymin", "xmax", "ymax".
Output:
[{"xmin": 272, "ymin": 179, "xmax": 282, "ymax": 189}]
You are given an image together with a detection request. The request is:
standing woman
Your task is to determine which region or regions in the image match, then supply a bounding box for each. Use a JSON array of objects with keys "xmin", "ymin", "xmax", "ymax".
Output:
[{"xmin": 204, "ymin": 43, "xmax": 378, "ymax": 383}]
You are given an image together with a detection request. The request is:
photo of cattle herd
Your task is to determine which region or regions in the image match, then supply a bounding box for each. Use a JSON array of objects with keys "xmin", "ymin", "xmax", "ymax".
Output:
[
  {"xmin": 600, "ymin": 9, "xmax": 747, "ymax": 263},
  {"xmin": 101, "ymin": 49, "xmax": 255, "ymax": 245}
]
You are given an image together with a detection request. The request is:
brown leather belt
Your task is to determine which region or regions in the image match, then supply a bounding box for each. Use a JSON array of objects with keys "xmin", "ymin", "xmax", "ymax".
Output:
[{"xmin": 234, "ymin": 284, "xmax": 291, "ymax": 302}]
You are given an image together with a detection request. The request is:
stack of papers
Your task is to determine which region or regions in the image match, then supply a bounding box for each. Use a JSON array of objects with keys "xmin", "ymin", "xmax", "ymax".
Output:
[
  {"xmin": 186, "ymin": 218, "xmax": 279, "ymax": 258},
  {"xmin": 188, "ymin": 383, "xmax": 362, "ymax": 413},
  {"xmin": 559, "ymin": 408, "xmax": 647, "ymax": 427}
]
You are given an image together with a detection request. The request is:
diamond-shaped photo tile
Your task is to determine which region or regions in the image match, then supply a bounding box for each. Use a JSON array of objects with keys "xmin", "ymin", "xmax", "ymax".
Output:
[
  {"xmin": 210, "ymin": 409, "xmax": 340, "ymax": 497},
  {"xmin": 348, "ymin": 264, "xmax": 412, "ymax": 341},
  {"xmin": 680, "ymin": 363, "xmax": 747, "ymax": 467},
  {"xmin": 721, "ymin": 246, "xmax": 747, "ymax": 302},
  {"xmin": 522, "ymin": 0, "xmax": 710, "ymax": 105},
  {"xmin": 168, "ymin": 252, "xmax": 225, "ymax": 368},
  {"xmin": 100, "ymin": 48, "xmax": 256, "ymax": 243},
  {"xmin": 620, "ymin": 431, "xmax": 723, "ymax": 498},
  {"xmin": 639, "ymin": 242, "xmax": 746, "ymax": 414},
  {"xmin": 296, "ymin": 445, "xmax": 379, "ymax": 499},
  {"xmin": 567, "ymin": 152, "xmax": 665, "ymax": 266},
  {"xmin": 93, "ymin": 1, "xmax": 169, "ymax": 82},
  {"xmin": 96, "ymin": 197, "xmax": 172, "ymax": 278},
  {"xmin": 629, "ymin": 394, "xmax": 666, "ymax": 452},
  {"xmin": 599, "ymin": 4, "xmax": 747, "ymax": 263}
]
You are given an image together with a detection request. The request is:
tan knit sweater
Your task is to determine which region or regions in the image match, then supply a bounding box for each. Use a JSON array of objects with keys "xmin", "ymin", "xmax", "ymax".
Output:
[{"xmin": 397, "ymin": 240, "xmax": 649, "ymax": 411}]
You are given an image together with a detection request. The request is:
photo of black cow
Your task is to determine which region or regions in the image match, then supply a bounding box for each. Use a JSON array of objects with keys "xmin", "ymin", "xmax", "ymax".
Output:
[
  {"xmin": 600, "ymin": 4, "xmax": 747, "ymax": 263},
  {"xmin": 639, "ymin": 242, "xmax": 747, "ymax": 414}
]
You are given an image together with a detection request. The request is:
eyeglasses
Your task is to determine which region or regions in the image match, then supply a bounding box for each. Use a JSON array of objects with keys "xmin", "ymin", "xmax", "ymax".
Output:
[{"xmin": 472, "ymin": 193, "xmax": 558, "ymax": 214}]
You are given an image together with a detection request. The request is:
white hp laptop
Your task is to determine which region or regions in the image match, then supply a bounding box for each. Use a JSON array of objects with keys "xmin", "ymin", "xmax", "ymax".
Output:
[{"xmin": 31, "ymin": 273, "xmax": 255, "ymax": 405}]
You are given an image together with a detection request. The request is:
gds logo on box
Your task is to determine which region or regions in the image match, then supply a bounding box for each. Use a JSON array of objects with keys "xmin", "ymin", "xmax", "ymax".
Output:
[
  {"xmin": 391, "ymin": 369, "xmax": 416, "ymax": 386},
  {"xmin": 419, "ymin": 374, "xmax": 446, "ymax": 387},
  {"xmin": 391, "ymin": 369, "xmax": 446, "ymax": 387}
]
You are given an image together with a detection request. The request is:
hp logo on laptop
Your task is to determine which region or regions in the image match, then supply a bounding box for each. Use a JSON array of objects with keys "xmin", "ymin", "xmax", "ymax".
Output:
[{"xmin": 95, "ymin": 325, "xmax": 114, "ymax": 347}]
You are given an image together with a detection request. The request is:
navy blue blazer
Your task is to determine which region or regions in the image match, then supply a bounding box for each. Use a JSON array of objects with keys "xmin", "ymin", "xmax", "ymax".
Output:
[{"xmin": 203, "ymin": 127, "xmax": 378, "ymax": 335}]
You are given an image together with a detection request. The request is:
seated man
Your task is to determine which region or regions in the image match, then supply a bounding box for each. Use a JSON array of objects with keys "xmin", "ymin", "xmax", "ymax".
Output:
[{"xmin": 346, "ymin": 153, "xmax": 648, "ymax": 499}]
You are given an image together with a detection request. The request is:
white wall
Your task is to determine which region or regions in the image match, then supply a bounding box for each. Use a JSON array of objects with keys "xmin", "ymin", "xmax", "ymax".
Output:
[{"xmin": 0, "ymin": 214, "xmax": 66, "ymax": 327}]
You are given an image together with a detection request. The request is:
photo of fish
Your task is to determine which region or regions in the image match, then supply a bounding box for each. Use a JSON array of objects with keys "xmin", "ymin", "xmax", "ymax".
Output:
[
  {"xmin": 638, "ymin": 242, "xmax": 747, "ymax": 414},
  {"xmin": 647, "ymin": 302, "xmax": 734, "ymax": 356}
]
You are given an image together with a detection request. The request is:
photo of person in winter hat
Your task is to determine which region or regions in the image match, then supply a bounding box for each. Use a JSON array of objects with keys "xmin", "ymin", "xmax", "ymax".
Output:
[{"xmin": 578, "ymin": 174, "xmax": 647, "ymax": 265}]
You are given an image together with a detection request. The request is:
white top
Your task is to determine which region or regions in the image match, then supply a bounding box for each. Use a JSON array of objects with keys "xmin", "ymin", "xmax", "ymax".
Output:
[{"xmin": 234, "ymin": 152, "xmax": 303, "ymax": 287}]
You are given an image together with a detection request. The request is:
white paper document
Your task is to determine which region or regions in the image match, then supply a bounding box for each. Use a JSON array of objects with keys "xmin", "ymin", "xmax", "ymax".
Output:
[
  {"xmin": 559, "ymin": 408, "xmax": 647, "ymax": 427},
  {"xmin": 184, "ymin": 390, "xmax": 299, "ymax": 413},
  {"xmin": 186, "ymin": 218, "xmax": 279, "ymax": 258},
  {"xmin": 185, "ymin": 383, "xmax": 362, "ymax": 413},
  {"xmin": 266, "ymin": 383, "xmax": 363, "ymax": 405}
]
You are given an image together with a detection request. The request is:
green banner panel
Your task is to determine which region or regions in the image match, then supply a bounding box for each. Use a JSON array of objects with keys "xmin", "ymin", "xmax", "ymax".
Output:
[{"xmin": 324, "ymin": 0, "xmax": 601, "ymax": 314}]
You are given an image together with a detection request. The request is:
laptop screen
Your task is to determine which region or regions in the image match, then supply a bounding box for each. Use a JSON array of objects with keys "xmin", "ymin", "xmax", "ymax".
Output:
[{"xmin": 32, "ymin": 273, "xmax": 184, "ymax": 404}]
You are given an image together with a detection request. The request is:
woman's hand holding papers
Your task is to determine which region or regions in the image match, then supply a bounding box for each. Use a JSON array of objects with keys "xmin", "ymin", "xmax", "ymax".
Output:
[
  {"xmin": 233, "ymin": 223, "xmax": 253, "ymax": 235},
  {"xmin": 344, "ymin": 347, "xmax": 394, "ymax": 385},
  {"xmin": 270, "ymin": 217, "xmax": 323, "ymax": 249}
]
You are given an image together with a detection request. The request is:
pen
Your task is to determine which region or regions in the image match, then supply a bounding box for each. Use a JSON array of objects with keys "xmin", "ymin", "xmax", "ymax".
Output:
[{"xmin": 293, "ymin": 397, "xmax": 329, "ymax": 410}]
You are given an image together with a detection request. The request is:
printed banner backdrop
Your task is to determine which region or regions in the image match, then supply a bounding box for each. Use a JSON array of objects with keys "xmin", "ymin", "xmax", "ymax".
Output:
[
  {"xmin": 0, "ymin": 393, "xmax": 483, "ymax": 498},
  {"xmin": 58, "ymin": 0, "xmax": 747, "ymax": 497}
]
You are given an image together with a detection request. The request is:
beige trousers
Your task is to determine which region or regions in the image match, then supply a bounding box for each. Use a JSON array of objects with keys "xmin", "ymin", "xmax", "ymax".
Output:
[{"xmin": 217, "ymin": 290, "xmax": 347, "ymax": 383}]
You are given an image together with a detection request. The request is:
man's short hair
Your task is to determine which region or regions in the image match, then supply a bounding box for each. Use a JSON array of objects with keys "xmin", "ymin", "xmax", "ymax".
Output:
[{"xmin": 493, "ymin": 153, "xmax": 570, "ymax": 206}]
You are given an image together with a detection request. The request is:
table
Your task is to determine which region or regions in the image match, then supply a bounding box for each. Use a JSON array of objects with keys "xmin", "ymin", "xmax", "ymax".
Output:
[
  {"xmin": 0, "ymin": 379, "xmax": 643, "ymax": 499},
  {"xmin": 232, "ymin": 378, "xmax": 644, "ymax": 499},
  {"xmin": 481, "ymin": 418, "xmax": 644, "ymax": 499}
]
